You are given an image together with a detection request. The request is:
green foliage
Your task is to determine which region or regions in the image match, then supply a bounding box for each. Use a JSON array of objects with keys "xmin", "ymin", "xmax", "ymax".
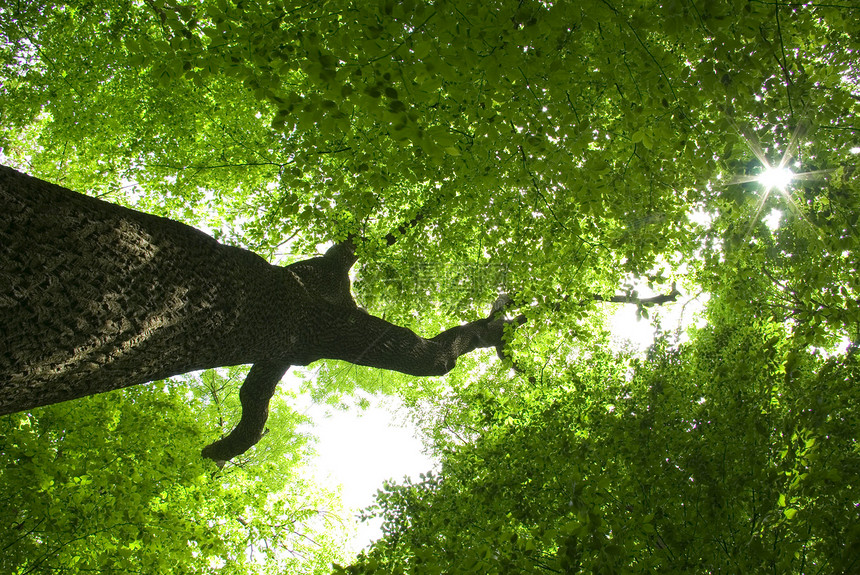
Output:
[
  {"xmin": 1, "ymin": 0, "xmax": 858, "ymax": 571},
  {"xmin": 348, "ymin": 318, "xmax": 859, "ymax": 574},
  {"xmin": 2, "ymin": 0, "xmax": 856, "ymax": 334},
  {"xmin": 0, "ymin": 377, "xmax": 349, "ymax": 574}
]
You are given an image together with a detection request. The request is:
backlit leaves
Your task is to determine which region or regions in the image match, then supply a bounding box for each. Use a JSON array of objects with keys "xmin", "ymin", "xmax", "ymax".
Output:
[{"xmin": 0, "ymin": 0, "xmax": 858, "ymax": 571}]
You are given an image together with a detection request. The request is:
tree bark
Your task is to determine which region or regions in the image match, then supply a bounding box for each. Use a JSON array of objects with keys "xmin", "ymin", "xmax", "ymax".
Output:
[{"xmin": 0, "ymin": 165, "xmax": 512, "ymax": 460}]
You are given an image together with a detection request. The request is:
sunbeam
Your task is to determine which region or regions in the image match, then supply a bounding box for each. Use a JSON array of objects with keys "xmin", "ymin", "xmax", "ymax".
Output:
[
  {"xmin": 725, "ymin": 118, "xmax": 827, "ymax": 191},
  {"xmin": 723, "ymin": 117, "xmax": 836, "ymax": 242},
  {"xmin": 758, "ymin": 166, "xmax": 794, "ymax": 191}
]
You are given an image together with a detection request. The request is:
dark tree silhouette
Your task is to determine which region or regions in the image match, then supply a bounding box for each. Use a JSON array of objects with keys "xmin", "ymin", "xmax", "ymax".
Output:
[{"xmin": 0, "ymin": 165, "xmax": 515, "ymax": 461}]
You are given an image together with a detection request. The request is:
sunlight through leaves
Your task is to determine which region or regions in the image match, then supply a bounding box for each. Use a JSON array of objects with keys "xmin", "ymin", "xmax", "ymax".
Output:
[{"xmin": 758, "ymin": 166, "xmax": 794, "ymax": 192}]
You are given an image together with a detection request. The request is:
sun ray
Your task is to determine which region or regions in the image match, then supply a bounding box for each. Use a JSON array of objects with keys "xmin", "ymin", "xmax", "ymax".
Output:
[
  {"xmin": 741, "ymin": 187, "xmax": 773, "ymax": 241},
  {"xmin": 724, "ymin": 115, "xmax": 771, "ymax": 167},
  {"xmin": 775, "ymin": 120, "xmax": 809, "ymax": 169},
  {"xmin": 727, "ymin": 174, "xmax": 762, "ymax": 186},
  {"xmin": 759, "ymin": 166, "xmax": 794, "ymax": 191},
  {"xmin": 723, "ymin": 117, "xmax": 837, "ymax": 243},
  {"xmin": 791, "ymin": 169, "xmax": 834, "ymax": 181}
]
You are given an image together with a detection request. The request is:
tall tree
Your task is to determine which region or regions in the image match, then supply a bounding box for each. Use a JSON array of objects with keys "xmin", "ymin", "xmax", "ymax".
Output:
[
  {"xmin": 1, "ymin": 4, "xmax": 858, "ymax": 569},
  {"xmin": 0, "ymin": 164, "xmax": 516, "ymax": 461},
  {"xmin": 2, "ymin": 0, "xmax": 859, "ymax": 461}
]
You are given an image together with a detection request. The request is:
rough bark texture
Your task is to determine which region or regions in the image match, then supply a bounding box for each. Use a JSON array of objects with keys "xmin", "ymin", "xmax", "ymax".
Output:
[{"xmin": 0, "ymin": 165, "xmax": 512, "ymax": 461}]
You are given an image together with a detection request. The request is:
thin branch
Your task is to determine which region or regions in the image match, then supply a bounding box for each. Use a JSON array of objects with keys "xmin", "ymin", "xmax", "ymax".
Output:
[
  {"xmin": 21, "ymin": 522, "xmax": 140, "ymax": 575},
  {"xmin": 772, "ymin": 5, "xmax": 795, "ymax": 117},
  {"xmin": 2, "ymin": 517, "xmax": 46, "ymax": 554},
  {"xmin": 594, "ymin": 283, "xmax": 682, "ymax": 306},
  {"xmin": 344, "ymin": 195, "xmax": 437, "ymax": 249},
  {"xmin": 146, "ymin": 161, "xmax": 293, "ymax": 171},
  {"xmin": 749, "ymin": 0, "xmax": 859, "ymax": 9},
  {"xmin": 599, "ymin": 0, "xmax": 678, "ymax": 101},
  {"xmin": 361, "ymin": 10, "xmax": 438, "ymax": 65},
  {"xmin": 517, "ymin": 145, "xmax": 569, "ymax": 232}
]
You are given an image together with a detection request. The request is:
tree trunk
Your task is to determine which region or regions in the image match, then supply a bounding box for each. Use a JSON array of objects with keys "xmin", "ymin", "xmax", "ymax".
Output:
[{"xmin": 0, "ymin": 165, "xmax": 512, "ymax": 460}]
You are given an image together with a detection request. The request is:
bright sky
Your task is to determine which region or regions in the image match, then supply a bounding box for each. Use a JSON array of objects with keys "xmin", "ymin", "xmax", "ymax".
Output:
[
  {"xmin": 610, "ymin": 287, "xmax": 708, "ymax": 349},
  {"xmin": 302, "ymin": 394, "xmax": 435, "ymax": 553}
]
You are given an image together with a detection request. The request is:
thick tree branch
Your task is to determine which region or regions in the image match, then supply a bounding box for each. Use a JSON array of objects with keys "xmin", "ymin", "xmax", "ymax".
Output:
[
  {"xmin": 201, "ymin": 360, "xmax": 290, "ymax": 464},
  {"xmin": 202, "ymin": 302, "xmax": 523, "ymax": 462},
  {"xmin": 594, "ymin": 283, "xmax": 681, "ymax": 306},
  {"xmin": 323, "ymin": 307, "xmax": 521, "ymax": 377}
]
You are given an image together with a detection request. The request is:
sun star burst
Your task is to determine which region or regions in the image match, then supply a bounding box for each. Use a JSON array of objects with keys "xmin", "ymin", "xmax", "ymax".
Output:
[{"xmin": 758, "ymin": 165, "xmax": 794, "ymax": 192}]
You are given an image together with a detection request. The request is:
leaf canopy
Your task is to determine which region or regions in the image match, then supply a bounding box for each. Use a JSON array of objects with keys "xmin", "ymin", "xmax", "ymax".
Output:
[{"xmin": 1, "ymin": 0, "xmax": 858, "ymax": 571}]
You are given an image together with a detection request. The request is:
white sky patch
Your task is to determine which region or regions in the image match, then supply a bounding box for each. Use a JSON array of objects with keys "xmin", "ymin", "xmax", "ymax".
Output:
[
  {"xmin": 687, "ymin": 209, "xmax": 715, "ymax": 228},
  {"xmin": 763, "ymin": 208, "xmax": 783, "ymax": 231},
  {"xmin": 298, "ymin": 391, "xmax": 435, "ymax": 553},
  {"xmin": 610, "ymin": 304, "xmax": 656, "ymax": 350},
  {"xmin": 611, "ymin": 284, "xmax": 709, "ymax": 351}
]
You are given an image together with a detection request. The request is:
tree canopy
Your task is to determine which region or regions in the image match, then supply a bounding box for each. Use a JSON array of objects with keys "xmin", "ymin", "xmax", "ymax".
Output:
[
  {"xmin": 1, "ymin": 367, "xmax": 351, "ymax": 574},
  {"xmin": 1, "ymin": 0, "xmax": 858, "ymax": 572},
  {"xmin": 348, "ymin": 298, "xmax": 860, "ymax": 574}
]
